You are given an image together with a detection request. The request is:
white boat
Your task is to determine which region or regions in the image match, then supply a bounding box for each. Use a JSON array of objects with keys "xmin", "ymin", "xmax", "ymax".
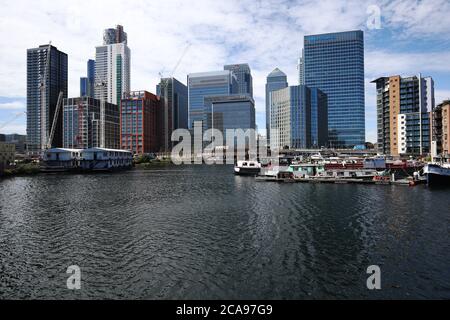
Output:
[
  {"xmin": 79, "ymin": 148, "xmax": 133, "ymax": 171},
  {"xmin": 423, "ymin": 163, "xmax": 450, "ymax": 187},
  {"xmin": 41, "ymin": 148, "xmax": 82, "ymax": 172},
  {"xmin": 234, "ymin": 161, "xmax": 261, "ymax": 176}
]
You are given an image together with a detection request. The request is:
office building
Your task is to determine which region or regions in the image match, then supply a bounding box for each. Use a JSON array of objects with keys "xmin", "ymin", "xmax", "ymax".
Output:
[
  {"xmin": 4, "ymin": 134, "xmax": 27, "ymax": 154},
  {"xmin": 0, "ymin": 143, "xmax": 15, "ymax": 175},
  {"xmin": 372, "ymin": 75, "xmax": 434, "ymax": 156},
  {"xmin": 432, "ymin": 100, "xmax": 450, "ymax": 157},
  {"xmin": 63, "ymin": 97, "xmax": 120, "ymax": 149},
  {"xmin": 310, "ymin": 88, "xmax": 328, "ymax": 148},
  {"xmin": 95, "ymin": 25, "xmax": 130, "ymax": 106},
  {"xmin": 103, "ymin": 25, "xmax": 127, "ymax": 45},
  {"xmin": 80, "ymin": 59, "xmax": 95, "ymax": 97},
  {"xmin": 203, "ymin": 95, "xmax": 256, "ymax": 133},
  {"xmin": 224, "ymin": 64, "xmax": 253, "ymax": 97},
  {"xmin": 266, "ymin": 68, "xmax": 288, "ymax": 145},
  {"xmin": 302, "ymin": 30, "xmax": 365, "ymax": 147},
  {"xmin": 270, "ymin": 85, "xmax": 315, "ymax": 150},
  {"xmin": 27, "ymin": 44, "xmax": 68, "ymax": 155},
  {"xmin": 298, "ymin": 49, "xmax": 305, "ymax": 85},
  {"xmin": 156, "ymin": 78, "xmax": 188, "ymax": 151},
  {"xmin": 120, "ymin": 91, "xmax": 162, "ymax": 154},
  {"xmin": 187, "ymin": 70, "xmax": 237, "ymax": 128}
]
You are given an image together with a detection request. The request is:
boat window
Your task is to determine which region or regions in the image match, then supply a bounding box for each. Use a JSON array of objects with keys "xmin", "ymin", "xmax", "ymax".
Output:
[{"xmin": 249, "ymin": 163, "xmax": 255, "ymax": 167}]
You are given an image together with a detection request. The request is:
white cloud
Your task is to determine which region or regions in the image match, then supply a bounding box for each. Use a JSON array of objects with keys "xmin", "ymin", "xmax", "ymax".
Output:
[
  {"xmin": 0, "ymin": 101, "xmax": 26, "ymax": 110},
  {"xmin": 0, "ymin": 123, "xmax": 26, "ymax": 135}
]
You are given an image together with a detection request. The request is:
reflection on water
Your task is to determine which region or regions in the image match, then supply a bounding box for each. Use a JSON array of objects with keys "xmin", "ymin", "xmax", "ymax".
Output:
[{"xmin": 0, "ymin": 165, "xmax": 449, "ymax": 299}]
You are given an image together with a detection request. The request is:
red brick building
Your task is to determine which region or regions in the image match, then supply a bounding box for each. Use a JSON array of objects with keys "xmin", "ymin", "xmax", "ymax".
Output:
[{"xmin": 120, "ymin": 91, "xmax": 163, "ymax": 154}]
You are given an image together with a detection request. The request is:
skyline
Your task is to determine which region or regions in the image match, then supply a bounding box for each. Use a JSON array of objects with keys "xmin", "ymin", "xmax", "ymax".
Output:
[{"xmin": 1, "ymin": 0, "xmax": 450, "ymax": 143}]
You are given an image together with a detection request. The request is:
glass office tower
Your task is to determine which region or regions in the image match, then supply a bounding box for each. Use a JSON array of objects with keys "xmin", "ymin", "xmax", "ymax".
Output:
[
  {"xmin": 156, "ymin": 77, "xmax": 188, "ymax": 151},
  {"xmin": 80, "ymin": 60, "xmax": 95, "ymax": 97},
  {"xmin": 224, "ymin": 64, "xmax": 253, "ymax": 97},
  {"xmin": 203, "ymin": 95, "xmax": 256, "ymax": 133},
  {"xmin": 303, "ymin": 30, "xmax": 365, "ymax": 148},
  {"xmin": 270, "ymin": 85, "xmax": 311, "ymax": 150},
  {"xmin": 265, "ymin": 68, "xmax": 288, "ymax": 145},
  {"xmin": 27, "ymin": 44, "xmax": 68, "ymax": 155},
  {"xmin": 310, "ymin": 88, "xmax": 328, "ymax": 148},
  {"xmin": 187, "ymin": 71, "xmax": 237, "ymax": 128}
]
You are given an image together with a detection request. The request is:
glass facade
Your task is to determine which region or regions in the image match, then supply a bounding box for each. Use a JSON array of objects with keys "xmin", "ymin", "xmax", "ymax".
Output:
[
  {"xmin": 156, "ymin": 77, "xmax": 188, "ymax": 151},
  {"xmin": 187, "ymin": 71, "xmax": 236, "ymax": 128},
  {"xmin": 63, "ymin": 97, "xmax": 119, "ymax": 149},
  {"xmin": 270, "ymin": 86, "xmax": 314, "ymax": 149},
  {"xmin": 26, "ymin": 45, "xmax": 68, "ymax": 154},
  {"xmin": 224, "ymin": 64, "xmax": 253, "ymax": 98},
  {"xmin": 303, "ymin": 30, "xmax": 365, "ymax": 147},
  {"xmin": 310, "ymin": 88, "xmax": 328, "ymax": 148},
  {"xmin": 265, "ymin": 68, "xmax": 288, "ymax": 144},
  {"xmin": 203, "ymin": 95, "xmax": 256, "ymax": 133}
]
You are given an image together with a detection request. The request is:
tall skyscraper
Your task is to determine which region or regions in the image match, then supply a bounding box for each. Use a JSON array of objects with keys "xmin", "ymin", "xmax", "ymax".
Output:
[
  {"xmin": 298, "ymin": 49, "xmax": 305, "ymax": 85},
  {"xmin": 27, "ymin": 44, "xmax": 68, "ymax": 155},
  {"xmin": 310, "ymin": 88, "xmax": 328, "ymax": 148},
  {"xmin": 80, "ymin": 59, "xmax": 95, "ymax": 97},
  {"xmin": 224, "ymin": 64, "xmax": 253, "ymax": 97},
  {"xmin": 270, "ymin": 85, "xmax": 310, "ymax": 150},
  {"xmin": 203, "ymin": 95, "xmax": 256, "ymax": 133},
  {"xmin": 303, "ymin": 30, "xmax": 365, "ymax": 148},
  {"xmin": 265, "ymin": 68, "xmax": 288, "ymax": 144},
  {"xmin": 156, "ymin": 77, "xmax": 188, "ymax": 151},
  {"xmin": 187, "ymin": 71, "xmax": 237, "ymax": 128},
  {"xmin": 121, "ymin": 91, "xmax": 162, "ymax": 154},
  {"xmin": 103, "ymin": 25, "xmax": 127, "ymax": 45},
  {"xmin": 372, "ymin": 74, "xmax": 434, "ymax": 156},
  {"xmin": 63, "ymin": 97, "xmax": 120, "ymax": 149},
  {"xmin": 95, "ymin": 25, "xmax": 130, "ymax": 106}
]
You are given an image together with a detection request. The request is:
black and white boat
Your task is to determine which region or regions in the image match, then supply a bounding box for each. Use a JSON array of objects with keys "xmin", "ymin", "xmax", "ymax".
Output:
[
  {"xmin": 234, "ymin": 161, "xmax": 261, "ymax": 176},
  {"xmin": 423, "ymin": 163, "xmax": 450, "ymax": 187}
]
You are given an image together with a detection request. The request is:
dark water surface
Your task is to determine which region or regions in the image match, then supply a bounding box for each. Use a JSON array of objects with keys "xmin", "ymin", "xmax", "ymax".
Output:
[{"xmin": 0, "ymin": 165, "xmax": 449, "ymax": 299}]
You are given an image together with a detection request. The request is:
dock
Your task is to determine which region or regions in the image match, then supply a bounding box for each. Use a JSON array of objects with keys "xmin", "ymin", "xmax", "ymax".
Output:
[{"xmin": 255, "ymin": 176, "xmax": 423, "ymax": 186}]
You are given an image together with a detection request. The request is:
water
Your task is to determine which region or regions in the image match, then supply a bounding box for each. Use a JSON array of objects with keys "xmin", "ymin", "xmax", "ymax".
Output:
[{"xmin": 0, "ymin": 165, "xmax": 449, "ymax": 299}]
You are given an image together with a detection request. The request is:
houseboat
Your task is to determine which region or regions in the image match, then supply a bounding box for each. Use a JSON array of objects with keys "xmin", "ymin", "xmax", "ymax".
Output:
[
  {"xmin": 79, "ymin": 148, "xmax": 133, "ymax": 171},
  {"xmin": 41, "ymin": 148, "xmax": 82, "ymax": 172}
]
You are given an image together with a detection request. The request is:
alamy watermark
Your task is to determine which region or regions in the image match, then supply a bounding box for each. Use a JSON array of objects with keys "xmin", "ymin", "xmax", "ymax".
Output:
[
  {"xmin": 170, "ymin": 122, "xmax": 279, "ymax": 166},
  {"xmin": 66, "ymin": 265, "xmax": 81, "ymax": 290},
  {"xmin": 366, "ymin": 265, "xmax": 381, "ymax": 290}
]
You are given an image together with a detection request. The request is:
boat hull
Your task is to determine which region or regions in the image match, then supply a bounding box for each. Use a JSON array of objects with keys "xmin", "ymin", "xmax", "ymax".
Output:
[
  {"xmin": 424, "ymin": 164, "xmax": 450, "ymax": 187},
  {"xmin": 234, "ymin": 167, "xmax": 260, "ymax": 176},
  {"xmin": 427, "ymin": 172, "xmax": 450, "ymax": 187}
]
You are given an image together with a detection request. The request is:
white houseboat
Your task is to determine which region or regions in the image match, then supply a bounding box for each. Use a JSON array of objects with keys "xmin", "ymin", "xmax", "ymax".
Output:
[
  {"xmin": 41, "ymin": 148, "xmax": 82, "ymax": 172},
  {"xmin": 79, "ymin": 148, "xmax": 133, "ymax": 171}
]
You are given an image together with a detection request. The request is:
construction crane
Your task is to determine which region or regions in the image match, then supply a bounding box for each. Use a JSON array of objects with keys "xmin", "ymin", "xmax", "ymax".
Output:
[
  {"xmin": 45, "ymin": 91, "xmax": 63, "ymax": 150},
  {"xmin": 159, "ymin": 41, "xmax": 191, "ymax": 151},
  {"xmin": 40, "ymin": 42, "xmax": 52, "ymax": 151},
  {"xmin": 0, "ymin": 111, "xmax": 26, "ymax": 131}
]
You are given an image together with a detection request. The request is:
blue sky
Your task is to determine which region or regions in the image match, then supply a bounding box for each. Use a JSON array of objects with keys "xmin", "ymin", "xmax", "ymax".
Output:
[{"xmin": 1, "ymin": 0, "xmax": 450, "ymax": 143}]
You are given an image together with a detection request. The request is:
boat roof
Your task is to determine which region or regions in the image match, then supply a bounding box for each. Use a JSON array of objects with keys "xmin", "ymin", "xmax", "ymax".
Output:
[
  {"xmin": 82, "ymin": 147, "xmax": 132, "ymax": 153},
  {"xmin": 46, "ymin": 148, "xmax": 82, "ymax": 153}
]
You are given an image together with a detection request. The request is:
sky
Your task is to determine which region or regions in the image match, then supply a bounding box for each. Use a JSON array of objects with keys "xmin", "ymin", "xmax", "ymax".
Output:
[{"xmin": 1, "ymin": 0, "xmax": 450, "ymax": 143}]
